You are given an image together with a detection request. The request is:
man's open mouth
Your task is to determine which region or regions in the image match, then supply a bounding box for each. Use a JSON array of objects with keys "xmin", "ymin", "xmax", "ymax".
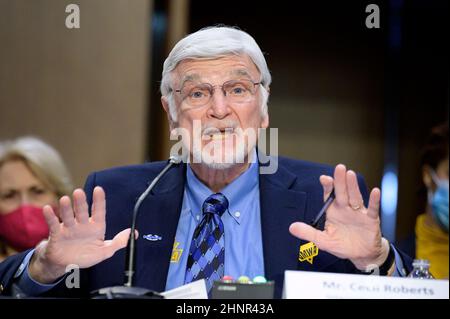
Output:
[{"xmin": 203, "ymin": 128, "xmax": 236, "ymax": 140}]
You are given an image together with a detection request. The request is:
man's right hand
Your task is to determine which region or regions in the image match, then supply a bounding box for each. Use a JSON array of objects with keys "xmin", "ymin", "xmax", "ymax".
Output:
[{"xmin": 28, "ymin": 186, "xmax": 132, "ymax": 284}]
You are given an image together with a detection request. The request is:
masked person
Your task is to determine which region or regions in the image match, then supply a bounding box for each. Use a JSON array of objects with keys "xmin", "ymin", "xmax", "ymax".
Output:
[
  {"xmin": 0, "ymin": 137, "xmax": 73, "ymax": 261},
  {"xmin": 415, "ymin": 123, "xmax": 449, "ymax": 279}
]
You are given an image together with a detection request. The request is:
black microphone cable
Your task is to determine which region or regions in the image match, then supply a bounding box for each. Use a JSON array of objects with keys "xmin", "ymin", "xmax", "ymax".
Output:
[{"xmin": 124, "ymin": 155, "xmax": 183, "ymax": 287}]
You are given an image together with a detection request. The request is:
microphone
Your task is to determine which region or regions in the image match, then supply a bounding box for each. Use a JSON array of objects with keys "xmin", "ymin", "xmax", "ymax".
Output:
[
  {"xmin": 124, "ymin": 155, "xmax": 182, "ymax": 287},
  {"xmin": 91, "ymin": 155, "xmax": 183, "ymax": 299}
]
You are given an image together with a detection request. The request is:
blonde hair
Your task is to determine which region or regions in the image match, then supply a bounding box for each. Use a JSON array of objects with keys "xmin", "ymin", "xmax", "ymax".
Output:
[{"xmin": 0, "ymin": 136, "xmax": 73, "ymax": 197}]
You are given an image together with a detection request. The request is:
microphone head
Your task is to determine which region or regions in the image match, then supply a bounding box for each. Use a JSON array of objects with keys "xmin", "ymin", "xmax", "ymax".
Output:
[{"xmin": 169, "ymin": 155, "xmax": 184, "ymax": 164}]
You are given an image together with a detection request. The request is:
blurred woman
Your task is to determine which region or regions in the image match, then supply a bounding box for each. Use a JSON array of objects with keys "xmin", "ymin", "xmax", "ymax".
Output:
[
  {"xmin": 415, "ymin": 123, "xmax": 449, "ymax": 279},
  {"xmin": 0, "ymin": 137, "xmax": 73, "ymax": 261}
]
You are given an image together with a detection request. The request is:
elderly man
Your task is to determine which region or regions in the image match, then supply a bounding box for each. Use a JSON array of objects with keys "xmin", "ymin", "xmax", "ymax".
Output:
[{"xmin": 0, "ymin": 26, "xmax": 412, "ymax": 298}]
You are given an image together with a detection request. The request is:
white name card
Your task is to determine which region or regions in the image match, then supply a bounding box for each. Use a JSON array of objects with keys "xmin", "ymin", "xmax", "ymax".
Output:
[
  {"xmin": 161, "ymin": 279, "xmax": 208, "ymax": 299},
  {"xmin": 283, "ymin": 270, "xmax": 449, "ymax": 299}
]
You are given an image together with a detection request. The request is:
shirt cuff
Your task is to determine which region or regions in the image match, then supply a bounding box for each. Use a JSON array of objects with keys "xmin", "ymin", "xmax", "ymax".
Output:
[
  {"xmin": 13, "ymin": 249, "xmax": 65, "ymax": 296},
  {"xmin": 390, "ymin": 244, "xmax": 408, "ymax": 277}
]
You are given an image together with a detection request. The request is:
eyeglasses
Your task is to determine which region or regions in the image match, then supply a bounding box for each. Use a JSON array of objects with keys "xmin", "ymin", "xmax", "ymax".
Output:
[{"xmin": 174, "ymin": 79, "xmax": 261, "ymax": 107}]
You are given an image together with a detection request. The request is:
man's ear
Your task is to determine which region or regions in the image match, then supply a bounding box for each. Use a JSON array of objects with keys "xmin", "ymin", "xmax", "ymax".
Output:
[{"xmin": 161, "ymin": 96, "xmax": 176, "ymax": 131}]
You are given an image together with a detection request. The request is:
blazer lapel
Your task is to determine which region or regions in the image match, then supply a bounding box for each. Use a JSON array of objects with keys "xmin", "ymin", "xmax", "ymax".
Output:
[
  {"xmin": 133, "ymin": 163, "xmax": 186, "ymax": 292},
  {"xmin": 259, "ymin": 161, "xmax": 307, "ymax": 283}
]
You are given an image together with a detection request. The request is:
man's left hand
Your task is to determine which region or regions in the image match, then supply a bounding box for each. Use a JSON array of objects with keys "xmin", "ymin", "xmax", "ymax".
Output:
[{"xmin": 289, "ymin": 164, "xmax": 390, "ymax": 271}]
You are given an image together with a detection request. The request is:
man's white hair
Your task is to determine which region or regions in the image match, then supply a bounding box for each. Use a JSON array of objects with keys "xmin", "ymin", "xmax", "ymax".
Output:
[{"xmin": 160, "ymin": 26, "xmax": 271, "ymax": 122}]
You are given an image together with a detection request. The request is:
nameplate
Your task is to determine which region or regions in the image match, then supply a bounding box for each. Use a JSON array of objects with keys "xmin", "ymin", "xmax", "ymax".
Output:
[
  {"xmin": 161, "ymin": 279, "xmax": 208, "ymax": 299},
  {"xmin": 283, "ymin": 270, "xmax": 449, "ymax": 299}
]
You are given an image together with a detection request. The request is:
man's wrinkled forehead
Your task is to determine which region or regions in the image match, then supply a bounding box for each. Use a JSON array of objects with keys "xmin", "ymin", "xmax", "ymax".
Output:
[
  {"xmin": 177, "ymin": 69, "xmax": 253, "ymax": 87},
  {"xmin": 171, "ymin": 55, "xmax": 260, "ymax": 86}
]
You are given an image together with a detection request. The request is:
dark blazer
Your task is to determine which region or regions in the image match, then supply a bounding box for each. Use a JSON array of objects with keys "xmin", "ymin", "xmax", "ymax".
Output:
[{"xmin": 0, "ymin": 157, "xmax": 413, "ymax": 298}]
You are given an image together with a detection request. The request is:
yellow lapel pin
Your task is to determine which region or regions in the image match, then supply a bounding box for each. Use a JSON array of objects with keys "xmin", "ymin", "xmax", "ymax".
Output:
[
  {"xmin": 171, "ymin": 241, "xmax": 183, "ymax": 263},
  {"xmin": 299, "ymin": 242, "xmax": 319, "ymax": 264}
]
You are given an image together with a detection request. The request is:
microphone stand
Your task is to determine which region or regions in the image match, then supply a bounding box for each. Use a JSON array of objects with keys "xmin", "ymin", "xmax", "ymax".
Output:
[{"xmin": 91, "ymin": 156, "xmax": 182, "ymax": 299}]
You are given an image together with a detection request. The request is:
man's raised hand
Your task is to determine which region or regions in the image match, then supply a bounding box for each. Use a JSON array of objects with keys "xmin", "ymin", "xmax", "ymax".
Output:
[
  {"xmin": 289, "ymin": 164, "xmax": 390, "ymax": 271},
  {"xmin": 29, "ymin": 186, "xmax": 132, "ymax": 284}
]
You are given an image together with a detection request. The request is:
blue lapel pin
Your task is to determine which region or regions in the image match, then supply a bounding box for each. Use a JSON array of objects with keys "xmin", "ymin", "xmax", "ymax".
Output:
[{"xmin": 143, "ymin": 234, "xmax": 162, "ymax": 241}]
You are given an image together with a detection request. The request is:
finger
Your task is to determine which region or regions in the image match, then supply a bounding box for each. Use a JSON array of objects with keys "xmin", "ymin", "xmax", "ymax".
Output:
[
  {"xmin": 52, "ymin": 204, "xmax": 61, "ymax": 221},
  {"xmin": 59, "ymin": 196, "xmax": 76, "ymax": 228},
  {"xmin": 73, "ymin": 189, "xmax": 89, "ymax": 224},
  {"xmin": 319, "ymin": 175, "xmax": 334, "ymax": 202},
  {"xmin": 367, "ymin": 187, "xmax": 381, "ymax": 219},
  {"xmin": 346, "ymin": 170, "xmax": 364, "ymax": 210},
  {"xmin": 289, "ymin": 222, "xmax": 331, "ymax": 251},
  {"xmin": 91, "ymin": 186, "xmax": 106, "ymax": 224},
  {"xmin": 334, "ymin": 164, "xmax": 348, "ymax": 206},
  {"xmin": 43, "ymin": 205, "xmax": 61, "ymax": 235},
  {"xmin": 101, "ymin": 228, "xmax": 132, "ymax": 259}
]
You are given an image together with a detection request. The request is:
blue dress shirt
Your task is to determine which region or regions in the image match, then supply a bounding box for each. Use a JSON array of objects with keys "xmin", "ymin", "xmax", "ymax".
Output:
[{"xmin": 165, "ymin": 159, "xmax": 265, "ymax": 291}]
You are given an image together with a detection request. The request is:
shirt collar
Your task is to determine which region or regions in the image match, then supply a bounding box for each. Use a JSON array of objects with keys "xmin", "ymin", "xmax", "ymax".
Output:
[{"xmin": 185, "ymin": 149, "xmax": 259, "ymax": 224}]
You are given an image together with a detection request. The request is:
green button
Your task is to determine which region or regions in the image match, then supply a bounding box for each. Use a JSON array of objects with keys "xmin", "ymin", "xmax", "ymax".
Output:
[{"xmin": 252, "ymin": 276, "xmax": 267, "ymax": 283}]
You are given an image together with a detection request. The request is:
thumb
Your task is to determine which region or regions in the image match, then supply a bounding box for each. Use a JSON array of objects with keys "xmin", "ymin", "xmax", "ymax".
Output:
[
  {"xmin": 112, "ymin": 228, "xmax": 140, "ymax": 248},
  {"xmin": 113, "ymin": 228, "xmax": 132, "ymax": 249},
  {"xmin": 102, "ymin": 228, "xmax": 138, "ymax": 259},
  {"xmin": 289, "ymin": 222, "xmax": 329, "ymax": 250}
]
